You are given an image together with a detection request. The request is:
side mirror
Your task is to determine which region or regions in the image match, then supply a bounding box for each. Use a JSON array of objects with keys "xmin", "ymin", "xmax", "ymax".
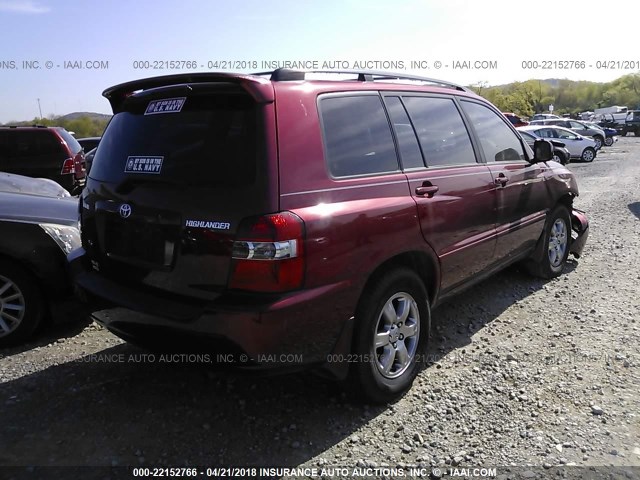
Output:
[{"xmin": 532, "ymin": 139, "xmax": 553, "ymax": 163}]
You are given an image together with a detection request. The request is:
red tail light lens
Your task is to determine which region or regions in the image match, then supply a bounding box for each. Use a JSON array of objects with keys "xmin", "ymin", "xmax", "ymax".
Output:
[
  {"xmin": 60, "ymin": 158, "xmax": 75, "ymax": 175},
  {"xmin": 229, "ymin": 212, "xmax": 305, "ymax": 292}
]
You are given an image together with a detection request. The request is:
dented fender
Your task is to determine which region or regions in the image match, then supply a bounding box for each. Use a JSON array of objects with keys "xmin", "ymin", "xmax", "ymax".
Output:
[{"xmin": 570, "ymin": 209, "xmax": 589, "ymax": 258}]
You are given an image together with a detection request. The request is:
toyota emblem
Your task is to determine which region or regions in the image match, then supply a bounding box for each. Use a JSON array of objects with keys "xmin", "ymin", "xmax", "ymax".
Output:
[{"xmin": 119, "ymin": 204, "xmax": 132, "ymax": 219}]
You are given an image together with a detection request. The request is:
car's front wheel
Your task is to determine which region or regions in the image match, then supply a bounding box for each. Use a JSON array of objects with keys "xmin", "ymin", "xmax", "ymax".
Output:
[
  {"xmin": 593, "ymin": 136, "xmax": 603, "ymax": 150},
  {"xmin": 604, "ymin": 136, "xmax": 614, "ymax": 147},
  {"xmin": 526, "ymin": 205, "xmax": 571, "ymax": 279},
  {"xmin": 553, "ymin": 151, "xmax": 569, "ymax": 165},
  {"xmin": 581, "ymin": 147, "xmax": 596, "ymax": 162},
  {"xmin": 0, "ymin": 259, "xmax": 44, "ymax": 346},
  {"xmin": 348, "ymin": 268, "xmax": 430, "ymax": 404}
]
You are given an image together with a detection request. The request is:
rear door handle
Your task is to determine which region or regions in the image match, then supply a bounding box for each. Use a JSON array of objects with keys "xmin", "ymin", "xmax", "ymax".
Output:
[
  {"xmin": 494, "ymin": 173, "xmax": 509, "ymax": 187},
  {"xmin": 415, "ymin": 183, "xmax": 439, "ymax": 198}
]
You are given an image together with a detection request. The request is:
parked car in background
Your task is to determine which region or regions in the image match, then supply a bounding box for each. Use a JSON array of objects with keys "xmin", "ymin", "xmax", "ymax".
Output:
[
  {"xmin": 502, "ymin": 112, "xmax": 529, "ymax": 127},
  {"xmin": 517, "ymin": 130, "xmax": 571, "ymax": 164},
  {"xmin": 71, "ymin": 69, "xmax": 589, "ymax": 403},
  {"xmin": 0, "ymin": 172, "xmax": 82, "ymax": 346},
  {"xmin": 531, "ymin": 113, "xmax": 560, "ymax": 121},
  {"xmin": 621, "ymin": 110, "xmax": 640, "ymax": 137},
  {"xmin": 76, "ymin": 137, "xmax": 101, "ymax": 153},
  {"xmin": 529, "ymin": 119, "xmax": 606, "ymax": 150},
  {"xmin": 0, "ymin": 126, "xmax": 86, "ymax": 194},
  {"xmin": 581, "ymin": 122, "xmax": 618, "ymax": 146},
  {"xmin": 519, "ymin": 125, "xmax": 598, "ymax": 162},
  {"xmin": 84, "ymin": 147, "xmax": 97, "ymax": 174}
]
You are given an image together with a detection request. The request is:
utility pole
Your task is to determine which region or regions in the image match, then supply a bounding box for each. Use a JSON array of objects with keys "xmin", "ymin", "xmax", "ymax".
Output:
[{"xmin": 37, "ymin": 98, "xmax": 43, "ymax": 120}]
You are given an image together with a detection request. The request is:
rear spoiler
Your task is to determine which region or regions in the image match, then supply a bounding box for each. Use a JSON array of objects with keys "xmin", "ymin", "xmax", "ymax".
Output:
[{"xmin": 103, "ymin": 73, "xmax": 275, "ymax": 113}]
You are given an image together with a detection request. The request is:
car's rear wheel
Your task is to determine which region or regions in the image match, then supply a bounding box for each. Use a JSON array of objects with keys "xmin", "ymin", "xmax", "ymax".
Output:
[
  {"xmin": 348, "ymin": 268, "xmax": 430, "ymax": 404},
  {"xmin": 0, "ymin": 259, "xmax": 44, "ymax": 347},
  {"xmin": 604, "ymin": 136, "xmax": 614, "ymax": 147},
  {"xmin": 581, "ymin": 147, "xmax": 596, "ymax": 162},
  {"xmin": 526, "ymin": 205, "xmax": 571, "ymax": 279}
]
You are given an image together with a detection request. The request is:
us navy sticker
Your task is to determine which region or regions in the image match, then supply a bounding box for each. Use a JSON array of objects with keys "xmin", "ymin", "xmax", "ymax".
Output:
[
  {"xmin": 145, "ymin": 97, "xmax": 186, "ymax": 115},
  {"xmin": 125, "ymin": 156, "xmax": 164, "ymax": 174}
]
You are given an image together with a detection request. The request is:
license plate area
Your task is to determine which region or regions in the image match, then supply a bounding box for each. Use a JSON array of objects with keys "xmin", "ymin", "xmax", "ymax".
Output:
[{"xmin": 105, "ymin": 217, "xmax": 177, "ymax": 268}]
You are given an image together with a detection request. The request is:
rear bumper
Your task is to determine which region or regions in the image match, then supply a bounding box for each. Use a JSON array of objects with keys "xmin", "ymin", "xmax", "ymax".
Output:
[
  {"xmin": 69, "ymin": 249, "xmax": 354, "ymax": 371},
  {"xmin": 570, "ymin": 209, "xmax": 589, "ymax": 258}
]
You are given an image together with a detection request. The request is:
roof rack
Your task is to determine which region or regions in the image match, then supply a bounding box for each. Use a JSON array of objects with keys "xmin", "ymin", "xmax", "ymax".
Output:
[
  {"xmin": 1, "ymin": 124, "xmax": 49, "ymax": 128},
  {"xmin": 252, "ymin": 68, "xmax": 473, "ymax": 92}
]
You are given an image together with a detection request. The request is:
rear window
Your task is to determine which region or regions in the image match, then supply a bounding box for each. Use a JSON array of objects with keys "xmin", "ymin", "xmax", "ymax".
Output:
[
  {"xmin": 55, "ymin": 128, "xmax": 82, "ymax": 155},
  {"xmin": 5, "ymin": 130, "xmax": 64, "ymax": 157},
  {"xmin": 90, "ymin": 93, "xmax": 258, "ymax": 187}
]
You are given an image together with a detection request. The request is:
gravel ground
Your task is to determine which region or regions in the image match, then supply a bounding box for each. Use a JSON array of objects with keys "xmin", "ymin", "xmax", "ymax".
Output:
[{"xmin": 2, "ymin": 137, "xmax": 639, "ymax": 480}]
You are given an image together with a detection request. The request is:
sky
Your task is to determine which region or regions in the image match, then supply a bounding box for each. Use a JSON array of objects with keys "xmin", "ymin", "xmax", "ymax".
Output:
[{"xmin": 1, "ymin": 0, "xmax": 639, "ymax": 123}]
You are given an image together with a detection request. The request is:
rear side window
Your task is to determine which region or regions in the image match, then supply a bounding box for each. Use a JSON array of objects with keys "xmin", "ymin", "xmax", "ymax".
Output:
[
  {"xmin": 320, "ymin": 95, "xmax": 399, "ymax": 177},
  {"xmin": 402, "ymin": 96, "xmax": 476, "ymax": 167},
  {"xmin": 461, "ymin": 101, "xmax": 526, "ymax": 162},
  {"xmin": 536, "ymin": 128, "xmax": 558, "ymax": 139},
  {"xmin": 90, "ymin": 93, "xmax": 258, "ymax": 187},
  {"xmin": 55, "ymin": 128, "xmax": 82, "ymax": 155},
  {"xmin": 384, "ymin": 96, "xmax": 424, "ymax": 169}
]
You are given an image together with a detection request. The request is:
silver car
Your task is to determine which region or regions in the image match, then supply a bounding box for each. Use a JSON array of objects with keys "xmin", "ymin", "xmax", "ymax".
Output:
[
  {"xmin": 529, "ymin": 118, "xmax": 606, "ymax": 150},
  {"xmin": 518, "ymin": 125, "xmax": 598, "ymax": 162}
]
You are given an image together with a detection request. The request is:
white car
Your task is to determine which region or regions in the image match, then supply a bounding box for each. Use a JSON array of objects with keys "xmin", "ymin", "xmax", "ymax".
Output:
[
  {"xmin": 529, "ymin": 119, "xmax": 607, "ymax": 150},
  {"xmin": 518, "ymin": 125, "xmax": 598, "ymax": 162}
]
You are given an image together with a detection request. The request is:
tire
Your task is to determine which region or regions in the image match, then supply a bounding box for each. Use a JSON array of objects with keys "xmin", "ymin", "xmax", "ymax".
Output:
[
  {"xmin": 348, "ymin": 268, "xmax": 430, "ymax": 404},
  {"xmin": 526, "ymin": 205, "xmax": 571, "ymax": 279},
  {"xmin": 553, "ymin": 151, "xmax": 569, "ymax": 165},
  {"xmin": 593, "ymin": 136, "xmax": 603, "ymax": 150},
  {"xmin": 581, "ymin": 147, "xmax": 596, "ymax": 162},
  {"xmin": 0, "ymin": 259, "xmax": 45, "ymax": 347},
  {"xmin": 622, "ymin": 130, "xmax": 628, "ymax": 137},
  {"xmin": 604, "ymin": 136, "xmax": 614, "ymax": 147}
]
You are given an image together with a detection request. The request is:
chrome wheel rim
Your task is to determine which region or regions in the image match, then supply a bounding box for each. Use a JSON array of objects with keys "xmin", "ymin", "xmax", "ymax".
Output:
[
  {"xmin": 605, "ymin": 137, "xmax": 613, "ymax": 146},
  {"xmin": 373, "ymin": 292, "xmax": 420, "ymax": 379},
  {"xmin": 0, "ymin": 274, "xmax": 25, "ymax": 338},
  {"xmin": 548, "ymin": 219, "xmax": 568, "ymax": 268}
]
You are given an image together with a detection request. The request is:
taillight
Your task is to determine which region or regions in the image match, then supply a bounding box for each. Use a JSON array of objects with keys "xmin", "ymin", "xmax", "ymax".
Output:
[
  {"xmin": 229, "ymin": 212, "xmax": 305, "ymax": 292},
  {"xmin": 60, "ymin": 158, "xmax": 75, "ymax": 175}
]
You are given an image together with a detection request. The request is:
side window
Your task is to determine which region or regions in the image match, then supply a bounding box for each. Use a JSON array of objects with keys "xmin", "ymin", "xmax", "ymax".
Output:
[
  {"xmin": 569, "ymin": 121, "xmax": 585, "ymax": 130},
  {"xmin": 320, "ymin": 95, "xmax": 399, "ymax": 177},
  {"xmin": 556, "ymin": 129, "xmax": 576, "ymax": 140},
  {"xmin": 461, "ymin": 101, "xmax": 526, "ymax": 162},
  {"xmin": 402, "ymin": 96, "xmax": 476, "ymax": 167},
  {"xmin": 536, "ymin": 128, "xmax": 557, "ymax": 139},
  {"xmin": 384, "ymin": 96, "xmax": 424, "ymax": 169}
]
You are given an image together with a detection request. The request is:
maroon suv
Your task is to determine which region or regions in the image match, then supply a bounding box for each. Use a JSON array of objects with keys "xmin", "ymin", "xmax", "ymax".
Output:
[
  {"xmin": 71, "ymin": 69, "xmax": 589, "ymax": 403},
  {"xmin": 0, "ymin": 126, "xmax": 86, "ymax": 193}
]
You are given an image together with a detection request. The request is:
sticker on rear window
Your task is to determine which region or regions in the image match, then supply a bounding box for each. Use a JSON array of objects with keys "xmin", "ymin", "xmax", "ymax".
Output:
[
  {"xmin": 145, "ymin": 97, "xmax": 186, "ymax": 115},
  {"xmin": 125, "ymin": 156, "xmax": 164, "ymax": 174}
]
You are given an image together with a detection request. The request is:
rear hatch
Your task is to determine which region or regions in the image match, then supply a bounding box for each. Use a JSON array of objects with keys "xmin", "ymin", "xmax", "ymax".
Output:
[{"xmin": 81, "ymin": 82, "xmax": 276, "ymax": 301}]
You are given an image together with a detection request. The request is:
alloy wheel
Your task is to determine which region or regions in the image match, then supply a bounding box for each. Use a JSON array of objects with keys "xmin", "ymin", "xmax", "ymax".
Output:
[
  {"xmin": 548, "ymin": 218, "xmax": 568, "ymax": 268},
  {"xmin": 0, "ymin": 275, "xmax": 26, "ymax": 338},
  {"xmin": 373, "ymin": 292, "xmax": 420, "ymax": 379}
]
